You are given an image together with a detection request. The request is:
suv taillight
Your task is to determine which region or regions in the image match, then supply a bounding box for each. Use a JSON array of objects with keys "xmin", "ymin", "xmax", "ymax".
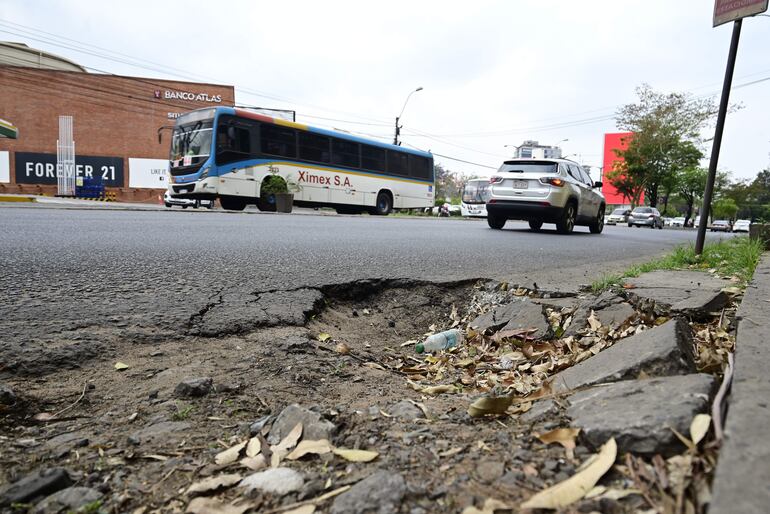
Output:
[
  {"xmin": 539, "ymin": 177, "xmax": 565, "ymax": 187},
  {"xmin": 490, "ymin": 176, "xmax": 503, "ymax": 184}
]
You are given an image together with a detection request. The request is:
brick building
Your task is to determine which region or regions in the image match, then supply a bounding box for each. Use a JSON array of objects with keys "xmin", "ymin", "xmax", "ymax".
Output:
[{"xmin": 0, "ymin": 49, "xmax": 234, "ymax": 201}]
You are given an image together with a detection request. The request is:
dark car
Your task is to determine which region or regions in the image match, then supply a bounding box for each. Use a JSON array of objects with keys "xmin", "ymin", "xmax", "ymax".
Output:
[{"xmin": 628, "ymin": 206, "xmax": 664, "ymax": 229}]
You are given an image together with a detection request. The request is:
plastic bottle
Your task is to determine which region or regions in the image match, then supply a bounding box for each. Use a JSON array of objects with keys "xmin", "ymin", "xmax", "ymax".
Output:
[{"xmin": 415, "ymin": 329, "xmax": 464, "ymax": 353}]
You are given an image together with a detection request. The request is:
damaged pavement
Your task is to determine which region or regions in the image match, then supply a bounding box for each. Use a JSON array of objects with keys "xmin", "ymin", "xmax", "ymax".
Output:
[{"xmin": 0, "ymin": 260, "xmax": 764, "ymax": 513}]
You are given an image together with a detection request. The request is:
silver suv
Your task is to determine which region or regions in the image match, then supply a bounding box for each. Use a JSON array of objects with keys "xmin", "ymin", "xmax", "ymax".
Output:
[{"xmin": 485, "ymin": 159, "xmax": 606, "ymax": 234}]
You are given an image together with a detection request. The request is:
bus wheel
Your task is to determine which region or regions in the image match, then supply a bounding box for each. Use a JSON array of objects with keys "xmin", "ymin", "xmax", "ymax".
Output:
[
  {"xmin": 220, "ymin": 197, "xmax": 247, "ymax": 211},
  {"xmin": 372, "ymin": 191, "xmax": 392, "ymax": 215}
]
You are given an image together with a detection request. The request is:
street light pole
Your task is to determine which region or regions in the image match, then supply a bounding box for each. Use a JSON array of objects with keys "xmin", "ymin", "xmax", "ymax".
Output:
[
  {"xmin": 394, "ymin": 87, "xmax": 423, "ymax": 146},
  {"xmin": 504, "ymin": 144, "xmax": 520, "ymax": 157}
]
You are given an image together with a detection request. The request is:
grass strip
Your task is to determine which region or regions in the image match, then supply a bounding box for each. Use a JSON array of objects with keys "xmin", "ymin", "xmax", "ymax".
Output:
[{"xmin": 591, "ymin": 236, "xmax": 764, "ymax": 293}]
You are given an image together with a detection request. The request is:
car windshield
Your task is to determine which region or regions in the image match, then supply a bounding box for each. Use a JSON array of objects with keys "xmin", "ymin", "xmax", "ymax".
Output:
[
  {"xmin": 462, "ymin": 180, "xmax": 490, "ymax": 204},
  {"xmin": 497, "ymin": 161, "xmax": 558, "ymax": 174},
  {"xmin": 611, "ymin": 208, "xmax": 627, "ymax": 215}
]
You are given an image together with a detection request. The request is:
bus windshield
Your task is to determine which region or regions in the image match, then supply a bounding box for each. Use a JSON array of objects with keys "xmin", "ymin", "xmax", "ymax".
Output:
[
  {"xmin": 170, "ymin": 120, "xmax": 213, "ymax": 170},
  {"xmin": 462, "ymin": 180, "xmax": 490, "ymax": 204}
]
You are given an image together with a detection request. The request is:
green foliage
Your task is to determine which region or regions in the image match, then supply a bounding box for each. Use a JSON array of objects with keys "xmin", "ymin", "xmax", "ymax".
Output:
[
  {"xmin": 261, "ymin": 175, "xmax": 289, "ymax": 195},
  {"xmin": 172, "ymin": 403, "xmax": 194, "ymax": 421},
  {"xmin": 592, "ymin": 237, "xmax": 762, "ymax": 292},
  {"xmin": 712, "ymin": 198, "xmax": 738, "ymax": 221},
  {"xmin": 69, "ymin": 500, "xmax": 104, "ymax": 514},
  {"xmin": 677, "ymin": 167, "xmax": 708, "ymax": 223},
  {"xmin": 610, "ymin": 84, "xmax": 716, "ymax": 207}
]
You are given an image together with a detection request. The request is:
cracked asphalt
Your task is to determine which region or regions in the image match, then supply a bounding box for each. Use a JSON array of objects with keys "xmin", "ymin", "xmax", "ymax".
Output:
[{"xmin": 0, "ymin": 205, "xmax": 732, "ymax": 375}]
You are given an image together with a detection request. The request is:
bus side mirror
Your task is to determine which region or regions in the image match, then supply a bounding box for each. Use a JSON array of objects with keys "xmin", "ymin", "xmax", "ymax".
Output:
[{"xmin": 227, "ymin": 126, "xmax": 237, "ymax": 140}]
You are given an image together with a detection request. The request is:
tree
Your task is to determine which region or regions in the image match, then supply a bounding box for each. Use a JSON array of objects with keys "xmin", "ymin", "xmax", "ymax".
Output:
[
  {"xmin": 610, "ymin": 84, "xmax": 717, "ymax": 207},
  {"xmin": 712, "ymin": 198, "xmax": 738, "ymax": 221},
  {"xmin": 677, "ymin": 167, "xmax": 708, "ymax": 226}
]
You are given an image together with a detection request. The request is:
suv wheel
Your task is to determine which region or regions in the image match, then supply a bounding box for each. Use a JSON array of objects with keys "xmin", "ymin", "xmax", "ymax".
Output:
[
  {"xmin": 487, "ymin": 213, "xmax": 506, "ymax": 230},
  {"xmin": 556, "ymin": 203, "xmax": 576, "ymax": 234},
  {"xmin": 528, "ymin": 220, "xmax": 543, "ymax": 231},
  {"xmin": 589, "ymin": 205, "xmax": 605, "ymax": 234}
]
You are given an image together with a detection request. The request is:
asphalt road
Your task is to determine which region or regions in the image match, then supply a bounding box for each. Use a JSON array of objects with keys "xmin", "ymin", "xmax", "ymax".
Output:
[{"xmin": 1, "ymin": 204, "xmax": 733, "ymax": 358}]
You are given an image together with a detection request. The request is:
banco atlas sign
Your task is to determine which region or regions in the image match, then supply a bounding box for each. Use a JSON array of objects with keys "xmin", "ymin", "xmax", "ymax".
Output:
[{"xmin": 154, "ymin": 89, "xmax": 222, "ymax": 103}]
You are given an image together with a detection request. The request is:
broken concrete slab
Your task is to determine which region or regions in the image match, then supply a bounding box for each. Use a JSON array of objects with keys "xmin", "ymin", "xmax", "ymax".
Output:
[
  {"xmin": 330, "ymin": 470, "xmax": 406, "ymax": 514},
  {"xmin": 33, "ymin": 487, "xmax": 102, "ymax": 514},
  {"xmin": 567, "ymin": 374, "xmax": 715, "ymax": 456},
  {"xmin": 563, "ymin": 292, "xmax": 626, "ymax": 337},
  {"xmin": 129, "ymin": 421, "xmax": 191, "ymax": 444},
  {"xmin": 624, "ymin": 270, "xmax": 729, "ymax": 318},
  {"xmin": 469, "ymin": 297, "xmax": 549, "ymax": 339},
  {"xmin": 520, "ymin": 399, "xmax": 560, "ymax": 424},
  {"xmin": 551, "ymin": 318, "xmax": 694, "ymax": 392},
  {"xmin": 0, "ymin": 468, "xmax": 73, "ymax": 508},
  {"xmin": 0, "ymin": 383, "xmax": 16, "ymax": 405},
  {"xmin": 267, "ymin": 404, "xmax": 335, "ymax": 445},
  {"xmin": 710, "ymin": 255, "xmax": 770, "ymax": 514},
  {"xmin": 595, "ymin": 302, "xmax": 636, "ymax": 329},
  {"xmin": 174, "ymin": 377, "xmax": 213, "ymax": 397}
]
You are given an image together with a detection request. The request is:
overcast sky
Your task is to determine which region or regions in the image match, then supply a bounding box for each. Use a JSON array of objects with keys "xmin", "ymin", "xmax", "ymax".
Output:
[{"xmin": 2, "ymin": 0, "xmax": 769, "ymax": 181}]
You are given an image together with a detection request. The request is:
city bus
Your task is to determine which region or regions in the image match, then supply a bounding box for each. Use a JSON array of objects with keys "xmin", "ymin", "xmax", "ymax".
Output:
[
  {"xmin": 167, "ymin": 107, "xmax": 434, "ymax": 214},
  {"xmin": 460, "ymin": 178, "xmax": 490, "ymax": 217}
]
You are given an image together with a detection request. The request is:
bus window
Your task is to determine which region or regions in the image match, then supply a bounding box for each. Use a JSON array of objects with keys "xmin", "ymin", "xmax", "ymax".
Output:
[
  {"xmin": 409, "ymin": 154, "xmax": 431, "ymax": 180},
  {"xmin": 361, "ymin": 145, "xmax": 386, "ymax": 172},
  {"xmin": 298, "ymin": 132, "xmax": 330, "ymax": 163},
  {"xmin": 261, "ymin": 123, "xmax": 296, "ymax": 158},
  {"xmin": 216, "ymin": 118, "xmax": 252, "ymax": 165},
  {"xmin": 387, "ymin": 151, "xmax": 409, "ymax": 176},
  {"xmin": 332, "ymin": 139, "xmax": 360, "ymax": 168}
]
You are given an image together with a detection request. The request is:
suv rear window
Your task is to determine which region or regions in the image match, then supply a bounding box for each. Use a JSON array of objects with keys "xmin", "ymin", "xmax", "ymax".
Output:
[
  {"xmin": 497, "ymin": 161, "xmax": 557, "ymax": 174},
  {"xmin": 633, "ymin": 207, "xmax": 652, "ymax": 213}
]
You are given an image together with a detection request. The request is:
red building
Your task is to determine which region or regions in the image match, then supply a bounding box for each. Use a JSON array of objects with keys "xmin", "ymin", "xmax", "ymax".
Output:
[{"xmin": 601, "ymin": 132, "xmax": 641, "ymax": 206}]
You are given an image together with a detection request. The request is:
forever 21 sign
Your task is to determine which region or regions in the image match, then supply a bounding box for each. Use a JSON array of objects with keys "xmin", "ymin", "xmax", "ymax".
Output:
[{"xmin": 15, "ymin": 152, "xmax": 124, "ymax": 186}]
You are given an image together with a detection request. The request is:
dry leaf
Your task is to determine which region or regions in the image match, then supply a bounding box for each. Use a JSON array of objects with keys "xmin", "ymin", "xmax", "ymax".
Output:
[
  {"xmin": 521, "ymin": 438, "xmax": 617, "ymax": 509},
  {"xmin": 461, "ymin": 498, "xmax": 510, "ymax": 514},
  {"xmin": 245, "ymin": 437, "xmax": 261, "ymax": 458},
  {"xmin": 186, "ymin": 474, "xmax": 242, "ymax": 495},
  {"xmin": 270, "ymin": 422, "xmax": 303, "ymax": 467},
  {"xmin": 114, "ymin": 362, "xmax": 129, "ymax": 371},
  {"xmin": 33, "ymin": 413, "xmax": 55, "ymax": 422},
  {"xmin": 283, "ymin": 506, "xmax": 316, "ymax": 514},
  {"xmin": 334, "ymin": 342, "xmax": 350, "ymax": 354},
  {"xmin": 587, "ymin": 311, "xmax": 601, "ymax": 331},
  {"xmin": 363, "ymin": 362, "xmax": 386, "ymax": 371},
  {"xmin": 690, "ymin": 414, "xmax": 711, "ymax": 446},
  {"xmin": 317, "ymin": 333, "xmax": 331, "ymax": 342},
  {"xmin": 467, "ymin": 394, "xmax": 513, "ymax": 418},
  {"xmin": 420, "ymin": 384, "xmax": 456, "ymax": 395},
  {"xmin": 286, "ymin": 439, "xmax": 333, "ymax": 460},
  {"xmin": 536, "ymin": 427, "xmax": 581, "ymax": 460},
  {"xmin": 186, "ymin": 497, "xmax": 252, "ymax": 514},
  {"xmin": 332, "ymin": 448, "xmax": 379, "ymax": 462},
  {"xmin": 438, "ymin": 447, "xmax": 464, "ymax": 458},
  {"xmin": 240, "ymin": 455, "xmax": 266, "ymax": 471},
  {"xmin": 215, "ymin": 441, "xmax": 247, "ymax": 466}
]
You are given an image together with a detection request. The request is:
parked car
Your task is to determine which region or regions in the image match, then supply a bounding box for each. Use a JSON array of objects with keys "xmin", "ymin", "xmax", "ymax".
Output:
[
  {"xmin": 733, "ymin": 219, "xmax": 751, "ymax": 233},
  {"xmin": 606, "ymin": 208, "xmax": 631, "ymax": 225},
  {"xmin": 692, "ymin": 215, "xmax": 701, "ymax": 228},
  {"xmin": 710, "ymin": 220, "xmax": 732, "ymax": 232},
  {"xmin": 628, "ymin": 206, "xmax": 664, "ymax": 229},
  {"xmin": 671, "ymin": 217, "xmax": 686, "ymax": 227},
  {"xmin": 485, "ymin": 158, "xmax": 605, "ymax": 234},
  {"xmin": 164, "ymin": 190, "xmax": 214, "ymax": 209},
  {"xmin": 663, "ymin": 217, "xmax": 673, "ymax": 227}
]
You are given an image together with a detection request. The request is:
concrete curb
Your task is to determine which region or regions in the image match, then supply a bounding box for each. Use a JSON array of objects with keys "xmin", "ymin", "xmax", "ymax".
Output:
[
  {"xmin": 710, "ymin": 253, "xmax": 770, "ymax": 513},
  {"xmin": 0, "ymin": 195, "xmax": 36, "ymax": 203}
]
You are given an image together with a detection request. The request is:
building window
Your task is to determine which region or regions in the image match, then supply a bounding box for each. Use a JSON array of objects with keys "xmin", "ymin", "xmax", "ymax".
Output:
[{"xmin": 520, "ymin": 148, "xmax": 532, "ymax": 158}]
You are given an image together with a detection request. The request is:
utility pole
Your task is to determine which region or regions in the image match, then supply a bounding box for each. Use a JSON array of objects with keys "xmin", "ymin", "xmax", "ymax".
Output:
[{"xmin": 393, "ymin": 87, "xmax": 422, "ymax": 146}]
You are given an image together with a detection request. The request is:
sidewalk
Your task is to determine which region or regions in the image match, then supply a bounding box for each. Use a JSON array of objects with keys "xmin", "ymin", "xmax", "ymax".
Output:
[{"xmin": 710, "ymin": 253, "xmax": 770, "ymax": 513}]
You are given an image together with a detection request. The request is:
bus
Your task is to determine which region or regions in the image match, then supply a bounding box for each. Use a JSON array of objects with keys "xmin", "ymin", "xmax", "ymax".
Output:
[
  {"xmin": 460, "ymin": 178, "xmax": 490, "ymax": 217},
  {"xmin": 167, "ymin": 107, "xmax": 434, "ymax": 214}
]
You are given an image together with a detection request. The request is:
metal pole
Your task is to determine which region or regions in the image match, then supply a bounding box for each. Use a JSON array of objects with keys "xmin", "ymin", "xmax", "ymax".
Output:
[
  {"xmin": 393, "ymin": 116, "xmax": 400, "ymax": 146},
  {"xmin": 695, "ymin": 19, "xmax": 742, "ymax": 254}
]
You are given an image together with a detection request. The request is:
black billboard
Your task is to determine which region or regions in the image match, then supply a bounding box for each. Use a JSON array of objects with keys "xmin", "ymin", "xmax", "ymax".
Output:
[{"xmin": 15, "ymin": 152, "xmax": 124, "ymax": 186}]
